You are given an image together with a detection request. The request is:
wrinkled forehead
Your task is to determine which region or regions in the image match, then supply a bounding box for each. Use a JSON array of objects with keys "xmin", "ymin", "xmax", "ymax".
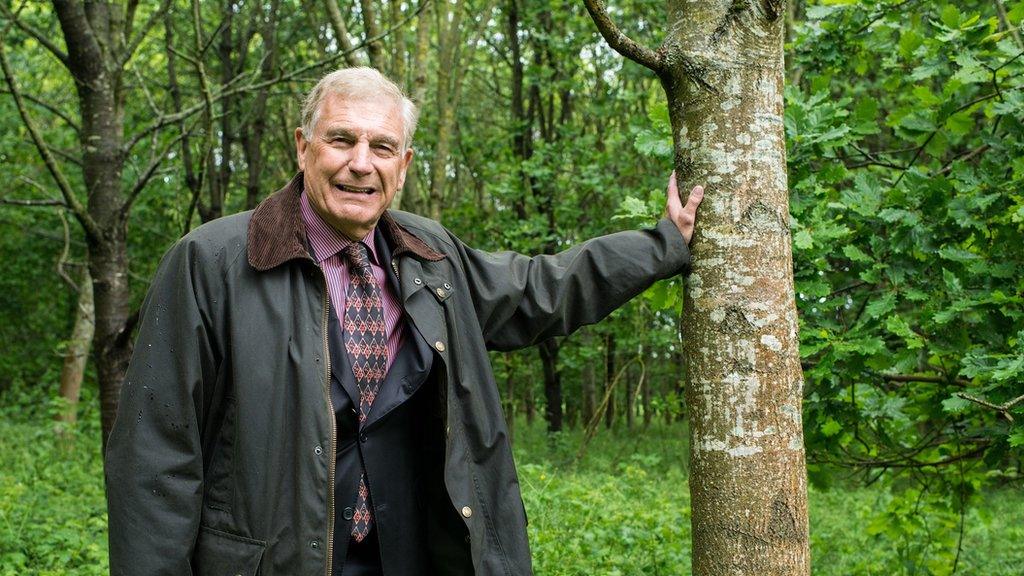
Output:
[{"xmin": 316, "ymin": 92, "xmax": 406, "ymax": 139}]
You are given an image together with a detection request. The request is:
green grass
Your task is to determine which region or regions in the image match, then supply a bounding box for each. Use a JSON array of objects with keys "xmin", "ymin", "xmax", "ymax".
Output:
[{"xmin": 1, "ymin": 407, "xmax": 1021, "ymax": 574}]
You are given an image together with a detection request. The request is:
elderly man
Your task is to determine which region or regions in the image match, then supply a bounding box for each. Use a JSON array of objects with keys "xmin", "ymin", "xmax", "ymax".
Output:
[{"xmin": 105, "ymin": 67, "xmax": 702, "ymax": 576}]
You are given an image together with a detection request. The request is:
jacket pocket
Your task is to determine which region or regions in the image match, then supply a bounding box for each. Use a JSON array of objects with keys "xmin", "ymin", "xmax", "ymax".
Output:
[
  {"xmin": 205, "ymin": 396, "xmax": 236, "ymax": 511},
  {"xmin": 193, "ymin": 525, "xmax": 266, "ymax": 576}
]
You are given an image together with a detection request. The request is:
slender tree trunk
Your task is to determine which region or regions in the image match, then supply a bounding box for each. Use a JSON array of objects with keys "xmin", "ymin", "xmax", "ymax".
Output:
[
  {"xmin": 582, "ymin": 333, "xmax": 596, "ymax": 425},
  {"xmin": 324, "ymin": 0, "xmax": 361, "ymax": 65},
  {"xmin": 625, "ymin": 361, "xmax": 635, "ymax": 430},
  {"xmin": 359, "ymin": 0, "xmax": 386, "ymax": 70},
  {"xmin": 394, "ymin": 0, "xmax": 431, "ymax": 212},
  {"xmin": 604, "ymin": 333, "xmax": 616, "ymax": 429},
  {"xmin": 642, "ymin": 368, "xmax": 652, "ymax": 428},
  {"xmin": 539, "ymin": 338, "xmax": 563, "ymax": 433},
  {"xmin": 585, "ymin": 1, "xmax": 809, "ymax": 573},
  {"xmin": 504, "ymin": 353, "xmax": 516, "ymax": 444},
  {"xmin": 244, "ymin": 0, "xmax": 281, "ymax": 209},
  {"xmin": 426, "ymin": 0, "xmax": 464, "ymax": 221},
  {"xmin": 57, "ymin": 268, "xmax": 94, "ymax": 426},
  {"xmin": 524, "ymin": 374, "xmax": 536, "ymax": 426}
]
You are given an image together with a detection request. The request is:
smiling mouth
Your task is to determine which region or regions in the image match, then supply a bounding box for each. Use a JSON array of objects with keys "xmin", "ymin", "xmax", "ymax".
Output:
[{"xmin": 335, "ymin": 183, "xmax": 376, "ymax": 195}]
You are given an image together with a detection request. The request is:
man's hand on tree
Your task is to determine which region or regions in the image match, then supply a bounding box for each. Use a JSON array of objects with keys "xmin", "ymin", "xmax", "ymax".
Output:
[{"xmin": 666, "ymin": 170, "xmax": 703, "ymax": 245}]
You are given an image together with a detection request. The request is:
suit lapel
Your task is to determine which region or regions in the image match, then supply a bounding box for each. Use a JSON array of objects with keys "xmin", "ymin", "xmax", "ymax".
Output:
[{"xmin": 328, "ymin": 227, "xmax": 435, "ymax": 428}]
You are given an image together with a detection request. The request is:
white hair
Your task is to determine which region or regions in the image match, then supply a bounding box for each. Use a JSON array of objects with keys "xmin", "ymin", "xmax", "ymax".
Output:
[{"xmin": 300, "ymin": 67, "xmax": 419, "ymax": 150}]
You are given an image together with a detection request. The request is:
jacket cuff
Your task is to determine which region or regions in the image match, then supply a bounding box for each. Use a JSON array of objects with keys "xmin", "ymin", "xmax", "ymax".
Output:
[{"xmin": 655, "ymin": 217, "xmax": 692, "ymax": 278}]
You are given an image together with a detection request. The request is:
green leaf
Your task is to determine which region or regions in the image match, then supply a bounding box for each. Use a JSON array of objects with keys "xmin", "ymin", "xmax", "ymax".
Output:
[
  {"xmin": 941, "ymin": 395, "xmax": 971, "ymax": 414},
  {"xmin": 843, "ymin": 244, "xmax": 873, "ymax": 263},
  {"xmin": 821, "ymin": 418, "xmax": 843, "ymax": 437},
  {"xmin": 940, "ymin": 4, "xmax": 961, "ymax": 28},
  {"xmin": 1009, "ymin": 429, "xmax": 1024, "ymax": 448},
  {"xmin": 794, "ymin": 229, "xmax": 814, "ymax": 250},
  {"xmin": 864, "ymin": 292, "xmax": 896, "ymax": 319},
  {"xmin": 943, "ymin": 268, "xmax": 963, "ymax": 293}
]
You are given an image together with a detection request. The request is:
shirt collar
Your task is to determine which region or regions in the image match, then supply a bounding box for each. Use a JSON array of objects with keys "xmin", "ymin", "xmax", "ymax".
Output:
[{"xmin": 299, "ymin": 190, "xmax": 381, "ymax": 265}]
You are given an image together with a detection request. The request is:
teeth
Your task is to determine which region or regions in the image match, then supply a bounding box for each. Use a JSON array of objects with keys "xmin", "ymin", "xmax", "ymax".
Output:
[{"xmin": 337, "ymin": 184, "xmax": 374, "ymax": 194}]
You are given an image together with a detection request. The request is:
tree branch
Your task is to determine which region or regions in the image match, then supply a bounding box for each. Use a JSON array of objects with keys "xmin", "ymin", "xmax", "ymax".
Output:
[
  {"xmin": 0, "ymin": 197, "xmax": 66, "ymax": 206},
  {"xmin": 120, "ymin": 121, "xmax": 197, "ymax": 219},
  {"xmin": 121, "ymin": 0, "xmax": 173, "ymax": 67},
  {"xmin": 956, "ymin": 392, "xmax": 1024, "ymax": 424},
  {"xmin": 0, "ymin": 2, "xmax": 70, "ymax": 67},
  {"xmin": 0, "ymin": 33, "xmax": 101, "ymax": 242},
  {"xmin": 127, "ymin": 0, "xmax": 433, "ymax": 153},
  {"xmin": 884, "ymin": 374, "xmax": 971, "ymax": 387},
  {"xmin": 0, "ymin": 88, "xmax": 79, "ymax": 132},
  {"xmin": 581, "ymin": 0, "xmax": 661, "ymax": 73}
]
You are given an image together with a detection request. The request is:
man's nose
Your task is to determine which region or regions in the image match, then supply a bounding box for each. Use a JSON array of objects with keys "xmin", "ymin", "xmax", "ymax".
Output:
[{"xmin": 349, "ymin": 141, "xmax": 373, "ymax": 176}]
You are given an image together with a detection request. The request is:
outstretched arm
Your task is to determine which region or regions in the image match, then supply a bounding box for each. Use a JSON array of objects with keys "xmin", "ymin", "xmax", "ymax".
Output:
[{"xmin": 454, "ymin": 172, "xmax": 704, "ymax": 351}]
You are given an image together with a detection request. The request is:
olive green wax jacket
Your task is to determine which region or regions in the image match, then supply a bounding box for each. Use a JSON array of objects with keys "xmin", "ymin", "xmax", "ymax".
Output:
[{"xmin": 104, "ymin": 172, "xmax": 691, "ymax": 575}]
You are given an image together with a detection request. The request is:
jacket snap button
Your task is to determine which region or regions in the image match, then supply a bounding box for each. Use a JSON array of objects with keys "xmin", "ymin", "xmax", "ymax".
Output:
[
  {"xmin": 434, "ymin": 341, "xmax": 446, "ymax": 352},
  {"xmin": 461, "ymin": 506, "xmax": 473, "ymax": 518},
  {"xmin": 436, "ymin": 287, "xmax": 446, "ymax": 298},
  {"xmin": 314, "ymin": 445, "xmax": 323, "ymax": 456},
  {"xmin": 360, "ymin": 433, "xmax": 368, "ymax": 443},
  {"xmin": 343, "ymin": 506, "xmax": 354, "ymax": 520},
  {"xmin": 310, "ymin": 540, "xmax": 319, "ymax": 549},
  {"xmin": 443, "ymin": 282, "xmax": 452, "ymax": 290},
  {"xmin": 413, "ymin": 278, "xmax": 422, "ymax": 285}
]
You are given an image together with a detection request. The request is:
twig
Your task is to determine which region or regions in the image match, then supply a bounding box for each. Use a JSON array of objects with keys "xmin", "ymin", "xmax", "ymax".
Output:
[
  {"xmin": 0, "ymin": 1, "xmax": 70, "ymax": 66},
  {"xmin": 575, "ymin": 355, "xmax": 639, "ymax": 464},
  {"xmin": 0, "ymin": 197, "xmax": 65, "ymax": 206},
  {"xmin": 0, "ymin": 30, "xmax": 101, "ymax": 242},
  {"xmin": 956, "ymin": 392, "xmax": 1024, "ymax": 423},
  {"xmin": 883, "ymin": 374, "xmax": 971, "ymax": 387},
  {"xmin": 120, "ymin": 0, "xmax": 173, "ymax": 67},
  {"xmin": 0, "ymin": 88, "xmax": 79, "ymax": 133},
  {"xmin": 120, "ymin": 120, "xmax": 198, "ymax": 219},
  {"xmin": 126, "ymin": 0, "xmax": 433, "ymax": 154},
  {"xmin": 581, "ymin": 0, "xmax": 661, "ymax": 73}
]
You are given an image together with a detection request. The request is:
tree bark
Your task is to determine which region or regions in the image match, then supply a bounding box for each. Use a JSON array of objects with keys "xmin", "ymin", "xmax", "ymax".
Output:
[
  {"xmin": 359, "ymin": 0, "xmax": 386, "ymax": 70},
  {"xmin": 324, "ymin": 0, "xmax": 361, "ymax": 65},
  {"xmin": 604, "ymin": 332, "xmax": 616, "ymax": 429},
  {"xmin": 585, "ymin": 0, "xmax": 810, "ymax": 573},
  {"xmin": 57, "ymin": 268, "xmax": 94, "ymax": 426},
  {"xmin": 581, "ymin": 332, "xmax": 596, "ymax": 425},
  {"xmin": 539, "ymin": 338, "xmax": 563, "ymax": 433}
]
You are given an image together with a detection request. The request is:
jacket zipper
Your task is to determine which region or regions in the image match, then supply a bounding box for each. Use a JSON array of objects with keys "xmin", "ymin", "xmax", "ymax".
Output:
[{"xmin": 320, "ymin": 272, "xmax": 337, "ymax": 576}]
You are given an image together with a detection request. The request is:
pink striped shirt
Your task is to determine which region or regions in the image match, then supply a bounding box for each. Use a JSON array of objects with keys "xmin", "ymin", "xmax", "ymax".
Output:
[{"xmin": 300, "ymin": 192, "xmax": 405, "ymax": 369}]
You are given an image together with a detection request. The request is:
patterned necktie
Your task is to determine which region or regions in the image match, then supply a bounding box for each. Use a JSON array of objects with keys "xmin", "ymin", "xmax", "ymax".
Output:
[{"xmin": 341, "ymin": 242, "xmax": 388, "ymax": 542}]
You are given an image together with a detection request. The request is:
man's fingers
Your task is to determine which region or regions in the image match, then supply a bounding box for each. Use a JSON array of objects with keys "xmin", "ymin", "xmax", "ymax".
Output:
[
  {"xmin": 667, "ymin": 171, "xmax": 683, "ymax": 212},
  {"xmin": 686, "ymin": 185, "xmax": 705, "ymax": 212}
]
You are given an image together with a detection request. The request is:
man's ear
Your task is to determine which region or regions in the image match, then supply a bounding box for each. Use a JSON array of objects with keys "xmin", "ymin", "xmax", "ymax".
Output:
[
  {"xmin": 397, "ymin": 147, "xmax": 415, "ymax": 189},
  {"xmin": 294, "ymin": 128, "xmax": 308, "ymax": 171}
]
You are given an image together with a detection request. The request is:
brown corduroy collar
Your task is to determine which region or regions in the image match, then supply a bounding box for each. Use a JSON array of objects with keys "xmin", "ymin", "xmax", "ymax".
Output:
[{"xmin": 247, "ymin": 172, "xmax": 445, "ymax": 272}]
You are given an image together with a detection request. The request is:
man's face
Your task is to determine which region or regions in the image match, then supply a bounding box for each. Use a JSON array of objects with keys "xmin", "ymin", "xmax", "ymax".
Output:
[{"xmin": 295, "ymin": 93, "xmax": 414, "ymax": 240}]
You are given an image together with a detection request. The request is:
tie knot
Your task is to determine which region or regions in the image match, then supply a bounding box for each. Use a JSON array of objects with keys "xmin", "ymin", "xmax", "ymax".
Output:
[{"xmin": 342, "ymin": 242, "xmax": 373, "ymax": 274}]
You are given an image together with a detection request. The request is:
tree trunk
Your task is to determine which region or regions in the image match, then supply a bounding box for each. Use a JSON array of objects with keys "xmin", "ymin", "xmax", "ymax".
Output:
[
  {"xmin": 504, "ymin": 353, "xmax": 516, "ymax": 444},
  {"xmin": 581, "ymin": 333, "xmax": 596, "ymax": 425},
  {"xmin": 524, "ymin": 374, "xmax": 536, "ymax": 426},
  {"xmin": 56, "ymin": 268, "xmax": 94, "ymax": 426},
  {"xmin": 359, "ymin": 0, "xmax": 386, "ymax": 70},
  {"xmin": 539, "ymin": 338, "xmax": 563, "ymax": 433},
  {"xmin": 624, "ymin": 361, "xmax": 634, "ymax": 430},
  {"xmin": 642, "ymin": 367, "xmax": 652, "ymax": 428},
  {"xmin": 584, "ymin": 1, "xmax": 810, "ymax": 573},
  {"xmin": 604, "ymin": 332, "xmax": 615, "ymax": 429}
]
